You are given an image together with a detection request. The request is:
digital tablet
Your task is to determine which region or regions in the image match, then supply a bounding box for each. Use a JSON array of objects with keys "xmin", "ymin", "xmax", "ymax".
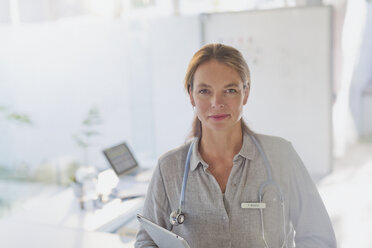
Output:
[{"xmin": 136, "ymin": 214, "xmax": 190, "ymax": 248}]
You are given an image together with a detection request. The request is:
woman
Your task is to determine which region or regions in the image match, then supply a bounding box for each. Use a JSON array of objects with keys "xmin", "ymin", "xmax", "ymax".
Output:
[{"xmin": 135, "ymin": 43, "xmax": 336, "ymax": 247}]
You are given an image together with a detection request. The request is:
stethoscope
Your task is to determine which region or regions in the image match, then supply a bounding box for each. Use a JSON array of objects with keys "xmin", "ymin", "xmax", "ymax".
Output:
[{"xmin": 169, "ymin": 134, "xmax": 290, "ymax": 248}]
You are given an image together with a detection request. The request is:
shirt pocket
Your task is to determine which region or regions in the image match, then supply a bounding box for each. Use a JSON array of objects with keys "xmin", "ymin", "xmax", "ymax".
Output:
[
  {"xmin": 233, "ymin": 186, "xmax": 284, "ymax": 247},
  {"xmin": 260, "ymin": 186, "xmax": 286, "ymax": 247}
]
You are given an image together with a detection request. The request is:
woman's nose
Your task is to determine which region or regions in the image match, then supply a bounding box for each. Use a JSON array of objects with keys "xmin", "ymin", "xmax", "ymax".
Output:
[{"xmin": 211, "ymin": 95, "xmax": 225, "ymax": 109}]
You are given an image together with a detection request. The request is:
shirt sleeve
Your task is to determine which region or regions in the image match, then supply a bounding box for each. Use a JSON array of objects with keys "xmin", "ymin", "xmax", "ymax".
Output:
[
  {"xmin": 288, "ymin": 142, "xmax": 337, "ymax": 248},
  {"xmin": 135, "ymin": 161, "xmax": 172, "ymax": 248}
]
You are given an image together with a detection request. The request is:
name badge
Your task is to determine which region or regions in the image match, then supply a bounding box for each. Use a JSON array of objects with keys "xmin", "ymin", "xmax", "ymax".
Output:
[{"xmin": 241, "ymin": 202, "xmax": 266, "ymax": 209}]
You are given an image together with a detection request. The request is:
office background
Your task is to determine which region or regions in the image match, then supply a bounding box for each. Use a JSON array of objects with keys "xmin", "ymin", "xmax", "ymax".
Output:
[{"xmin": 0, "ymin": 0, "xmax": 372, "ymax": 247}]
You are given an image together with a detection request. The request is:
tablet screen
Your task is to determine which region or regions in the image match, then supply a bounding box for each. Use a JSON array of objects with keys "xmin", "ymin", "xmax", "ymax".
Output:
[{"xmin": 103, "ymin": 143, "xmax": 138, "ymax": 175}]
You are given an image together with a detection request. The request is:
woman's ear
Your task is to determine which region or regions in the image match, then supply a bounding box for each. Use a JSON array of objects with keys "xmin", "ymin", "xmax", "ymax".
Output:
[
  {"xmin": 189, "ymin": 91, "xmax": 195, "ymax": 107},
  {"xmin": 243, "ymin": 85, "xmax": 250, "ymax": 105}
]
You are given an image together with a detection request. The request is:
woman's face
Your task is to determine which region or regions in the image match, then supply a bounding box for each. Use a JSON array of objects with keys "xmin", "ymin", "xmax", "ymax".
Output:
[{"xmin": 190, "ymin": 60, "xmax": 249, "ymax": 133}]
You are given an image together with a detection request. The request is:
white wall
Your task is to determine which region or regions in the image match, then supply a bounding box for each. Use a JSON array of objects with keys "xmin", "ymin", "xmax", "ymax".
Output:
[
  {"xmin": 0, "ymin": 16, "xmax": 200, "ymax": 172},
  {"xmin": 149, "ymin": 16, "xmax": 200, "ymax": 155},
  {"xmin": 351, "ymin": 2, "xmax": 372, "ymax": 137},
  {"xmin": 331, "ymin": 0, "xmax": 372, "ymax": 156},
  {"xmin": 0, "ymin": 0, "xmax": 10, "ymax": 24},
  {"xmin": 0, "ymin": 20, "xmax": 132, "ymax": 169}
]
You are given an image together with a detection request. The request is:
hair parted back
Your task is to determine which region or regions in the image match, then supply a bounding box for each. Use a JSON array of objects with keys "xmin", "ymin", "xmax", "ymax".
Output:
[{"xmin": 184, "ymin": 43, "xmax": 254, "ymax": 138}]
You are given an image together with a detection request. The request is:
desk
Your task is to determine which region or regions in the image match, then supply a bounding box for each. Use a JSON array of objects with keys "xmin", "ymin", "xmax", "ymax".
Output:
[
  {"xmin": 0, "ymin": 219, "xmax": 135, "ymax": 248},
  {"xmin": 0, "ymin": 175, "xmax": 149, "ymax": 248},
  {"xmin": 4, "ymin": 186, "xmax": 145, "ymax": 232}
]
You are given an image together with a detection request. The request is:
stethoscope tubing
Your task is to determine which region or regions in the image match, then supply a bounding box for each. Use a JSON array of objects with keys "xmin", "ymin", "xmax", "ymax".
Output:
[{"xmin": 179, "ymin": 140, "xmax": 195, "ymax": 210}]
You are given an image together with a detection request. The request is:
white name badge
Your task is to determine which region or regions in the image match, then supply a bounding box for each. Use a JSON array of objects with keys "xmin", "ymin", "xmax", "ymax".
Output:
[{"xmin": 241, "ymin": 202, "xmax": 266, "ymax": 209}]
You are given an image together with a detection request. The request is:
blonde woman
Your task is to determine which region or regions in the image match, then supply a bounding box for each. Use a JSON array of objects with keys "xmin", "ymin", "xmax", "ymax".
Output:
[{"xmin": 135, "ymin": 43, "xmax": 336, "ymax": 248}]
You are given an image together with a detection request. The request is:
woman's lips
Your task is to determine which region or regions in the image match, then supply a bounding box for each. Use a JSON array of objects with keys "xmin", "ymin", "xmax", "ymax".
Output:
[{"xmin": 209, "ymin": 114, "xmax": 229, "ymax": 121}]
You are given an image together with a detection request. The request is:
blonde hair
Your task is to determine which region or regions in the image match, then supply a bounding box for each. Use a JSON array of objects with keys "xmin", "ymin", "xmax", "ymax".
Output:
[{"xmin": 184, "ymin": 43, "xmax": 254, "ymax": 138}]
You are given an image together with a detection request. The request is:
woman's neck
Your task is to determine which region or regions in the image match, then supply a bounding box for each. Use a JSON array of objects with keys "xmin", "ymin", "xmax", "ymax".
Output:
[{"xmin": 199, "ymin": 125, "xmax": 243, "ymax": 161}]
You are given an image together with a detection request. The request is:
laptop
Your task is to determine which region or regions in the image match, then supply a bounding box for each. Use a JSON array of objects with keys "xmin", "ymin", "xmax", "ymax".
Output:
[
  {"xmin": 103, "ymin": 142, "xmax": 149, "ymax": 198},
  {"xmin": 137, "ymin": 214, "xmax": 191, "ymax": 248},
  {"xmin": 103, "ymin": 142, "xmax": 143, "ymax": 176}
]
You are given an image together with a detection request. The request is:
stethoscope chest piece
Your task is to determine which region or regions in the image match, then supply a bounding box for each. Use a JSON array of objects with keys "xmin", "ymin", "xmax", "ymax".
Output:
[{"xmin": 170, "ymin": 209, "xmax": 185, "ymax": 225}]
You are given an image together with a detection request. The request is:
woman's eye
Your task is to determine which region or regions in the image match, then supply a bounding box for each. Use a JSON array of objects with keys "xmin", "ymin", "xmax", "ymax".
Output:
[
  {"xmin": 226, "ymin": 89, "xmax": 237, "ymax": 94},
  {"xmin": 199, "ymin": 89, "xmax": 209, "ymax": 94}
]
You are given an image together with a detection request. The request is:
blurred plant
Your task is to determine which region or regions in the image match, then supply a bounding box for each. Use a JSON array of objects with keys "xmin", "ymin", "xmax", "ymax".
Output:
[
  {"xmin": 0, "ymin": 105, "xmax": 33, "ymax": 182},
  {"xmin": 0, "ymin": 105, "xmax": 32, "ymax": 125},
  {"xmin": 73, "ymin": 106, "xmax": 103, "ymax": 166},
  {"xmin": 0, "ymin": 163, "xmax": 32, "ymax": 181},
  {"xmin": 33, "ymin": 158, "xmax": 80, "ymax": 186},
  {"xmin": 131, "ymin": 0, "xmax": 155, "ymax": 8}
]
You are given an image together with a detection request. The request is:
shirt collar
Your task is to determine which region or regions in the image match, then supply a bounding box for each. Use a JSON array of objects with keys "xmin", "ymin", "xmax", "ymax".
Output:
[
  {"xmin": 237, "ymin": 132, "xmax": 257, "ymax": 160},
  {"xmin": 189, "ymin": 132, "xmax": 257, "ymax": 172},
  {"xmin": 190, "ymin": 136, "xmax": 206, "ymax": 171}
]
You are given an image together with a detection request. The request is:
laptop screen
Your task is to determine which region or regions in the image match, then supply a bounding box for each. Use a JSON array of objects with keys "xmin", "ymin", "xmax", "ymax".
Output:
[{"xmin": 103, "ymin": 142, "xmax": 138, "ymax": 175}]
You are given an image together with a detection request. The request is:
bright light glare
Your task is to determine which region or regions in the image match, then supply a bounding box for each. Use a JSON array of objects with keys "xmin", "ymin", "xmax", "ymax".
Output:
[{"xmin": 96, "ymin": 169, "xmax": 119, "ymax": 196}]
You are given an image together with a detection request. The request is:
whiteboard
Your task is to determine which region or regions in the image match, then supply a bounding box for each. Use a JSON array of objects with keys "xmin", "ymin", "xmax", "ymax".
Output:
[{"xmin": 202, "ymin": 6, "xmax": 333, "ymax": 179}]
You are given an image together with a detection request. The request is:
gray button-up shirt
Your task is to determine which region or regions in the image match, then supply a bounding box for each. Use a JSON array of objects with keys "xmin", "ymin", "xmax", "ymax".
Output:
[{"xmin": 135, "ymin": 133, "xmax": 336, "ymax": 248}]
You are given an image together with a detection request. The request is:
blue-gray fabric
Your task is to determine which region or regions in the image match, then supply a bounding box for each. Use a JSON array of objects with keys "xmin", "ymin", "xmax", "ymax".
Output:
[{"xmin": 135, "ymin": 133, "xmax": 337, "ymax": 248}]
